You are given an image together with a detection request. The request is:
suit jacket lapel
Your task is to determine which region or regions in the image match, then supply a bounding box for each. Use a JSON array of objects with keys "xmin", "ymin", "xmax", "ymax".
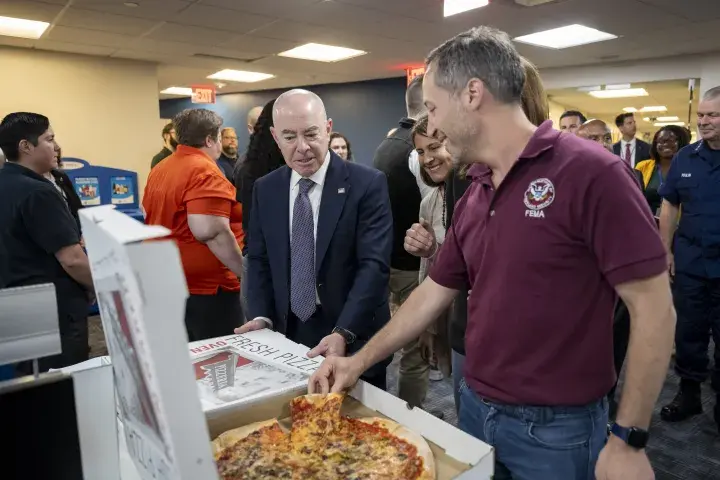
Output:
[
  {"xmin": 316, "ymin": 154, "xmax": 348, "ymax": 275},
  {"xmin": 275, "ymin": 167, "xmax": 291, "ymax": 290}
]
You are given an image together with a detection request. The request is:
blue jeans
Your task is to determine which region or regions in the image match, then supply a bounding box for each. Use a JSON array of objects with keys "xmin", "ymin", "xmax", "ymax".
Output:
[
  {"xmin": 451, "ymin": 350, "xmax": 465, "ymax": 412},
  {"xmin": 458, "ymin": 380, "xmax": 608, "ymax": 480}
]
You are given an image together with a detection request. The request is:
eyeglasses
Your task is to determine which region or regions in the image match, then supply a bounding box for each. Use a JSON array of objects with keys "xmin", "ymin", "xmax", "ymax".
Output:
[{"xmin": 222, "ymin": 136, "xmax": 238, "ymax": 141}]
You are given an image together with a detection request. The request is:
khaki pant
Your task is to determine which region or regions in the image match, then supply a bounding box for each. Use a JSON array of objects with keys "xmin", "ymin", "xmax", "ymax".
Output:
[{"xmin": 389, "ymin": 268, "xmax": 429, "ymax": 407}]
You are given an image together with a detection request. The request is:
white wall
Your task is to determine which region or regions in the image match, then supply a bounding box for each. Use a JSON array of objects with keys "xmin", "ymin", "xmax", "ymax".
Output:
[{"xmin": 0, "ymin": 47, "xmax": 160, "ymax": 193}]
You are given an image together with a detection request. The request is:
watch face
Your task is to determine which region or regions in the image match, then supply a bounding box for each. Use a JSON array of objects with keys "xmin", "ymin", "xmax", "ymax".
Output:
[{"xmin": 627, "ymin": 428, "xmax": 649, "ymax": 448}]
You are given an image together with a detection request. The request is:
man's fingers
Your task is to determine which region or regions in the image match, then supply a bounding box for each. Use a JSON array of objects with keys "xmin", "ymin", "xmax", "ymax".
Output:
[
  {"xmin": 405, "ymin": 234, "xmax": 432, "ymax": 251},
  {"xmin": 234, "ymin": 319, "xmax": 261, "ymax": 334},
  {"xmin": 419, "ymin": 217, "xmax": 431, "ymax": 229},
  {"xmin": 234, "ymin": 324, "xmax": 251, "ymax": 334},
  {"xmin": 330, "ymin": 375, "xmax": 347, "ymax": 394},
  {"xmin": 307, "ymin": 342, "xmax": 327, "ymax": 358}
]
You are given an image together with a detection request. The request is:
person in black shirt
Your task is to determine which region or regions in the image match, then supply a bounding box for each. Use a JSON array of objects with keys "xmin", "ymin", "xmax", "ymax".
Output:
[
  {"xmin": 150, "ymin": 122, "xmax": 177, "ymax": 169},
  {"xmin": 233, "ymin": 99, "xmax": 285, "ymax": 320},
  {"xmin": 217, "ymin": 127, "xmax": 239, "ymax": 180},
  {"xmin": 0, "ymin": 112, "xmax": 94, "ymax": 371}
]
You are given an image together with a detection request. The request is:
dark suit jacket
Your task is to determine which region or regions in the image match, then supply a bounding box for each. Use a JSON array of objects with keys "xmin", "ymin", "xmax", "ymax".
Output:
[
  {"xmin": 612, "ymin": 139, "xmax": 651, "ymax": 164},
  {"xmin": 247, "ymin": 152, "xmax": 393, "ymax": 350}
]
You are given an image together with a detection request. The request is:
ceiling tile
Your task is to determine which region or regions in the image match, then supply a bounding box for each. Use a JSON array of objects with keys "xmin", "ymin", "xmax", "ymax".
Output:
[
  {"xmin": 334, "ymin": 0, "xmax": 439, "ymax": 22},
  {"xmin": 127, "ymin": 37, "xmax": 203, "ymax": 56},
  {"xmin": 144, "ymin": 23, "xmax": 237, "ymax": 47},
  {"xmin": 637, "ymin": 0, "xmax": 720, "ymax": 22},
  {"xmin": 58, "ymin": 8, "xmax": 159, "ymax": 36},
  {"xmin": 0, "ymin": 1, "xmax": 64, "ymax": 23},
  {"xmin": 111, "ymin": 49, "xmax": 167, "ymax": 63},
  {"xmin": 217, "ymin": 35, "xmax": 301, "ymax": 55},
  {"xmin": 169, "ymin": 4, "xmax": 276, "ymax": 35},
  {"xmin": 69, "ymin": 0, "xmax": 191, "ymax": 20},
  {"xmin": 34, "ymin": 39, "xmax": 115, "ymax": 57},
  {"xmin": 200, "ymin": 0, "xmax": 321, "ymax": 18},
  {"xmin": 46, "ymin": 25, "xmax": 135, "ymax": 48}
]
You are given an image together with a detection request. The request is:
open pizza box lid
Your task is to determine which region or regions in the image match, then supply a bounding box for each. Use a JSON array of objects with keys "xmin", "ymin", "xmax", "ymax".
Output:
[{"xmin": 80, "ymin": 206, "xmax": 494, "ymax": 479}]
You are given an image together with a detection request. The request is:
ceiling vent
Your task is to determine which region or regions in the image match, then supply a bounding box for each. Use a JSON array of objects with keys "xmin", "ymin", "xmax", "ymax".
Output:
[{"xmin": 191, "ymin": 53, "xmax": 264, "ymax": 63}]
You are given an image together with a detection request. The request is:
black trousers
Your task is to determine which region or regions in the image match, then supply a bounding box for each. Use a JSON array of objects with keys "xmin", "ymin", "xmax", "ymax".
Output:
[
  {"xmin": 287, "ymin": 307, "xmax": 388, "ymax": 391},
  {"xmin": 184, "ymin": 288, "xmax": 243, "ymax": 342},
  {"xmin": 673, "ymin": 273, "xmax": 720, "ymax": 393}
]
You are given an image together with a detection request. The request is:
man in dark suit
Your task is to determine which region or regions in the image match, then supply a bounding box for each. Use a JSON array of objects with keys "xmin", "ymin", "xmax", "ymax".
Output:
[
  {"xmin": 612, "ymin": 113, "xmax": 651, "ymax": 167},
  {"xmin": 235, "ymin": 89, "xmax": 393, "ymax": 389}
]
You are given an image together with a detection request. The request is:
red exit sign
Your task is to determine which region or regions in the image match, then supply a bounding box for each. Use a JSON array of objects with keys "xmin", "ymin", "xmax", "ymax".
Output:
[
  {"xmin": 406, "ymin": 66, "xmax": 425, "ymax": 86},
  {"xmin": 191, "ymin": 84, "xmax": 216, "ymax": 104}
]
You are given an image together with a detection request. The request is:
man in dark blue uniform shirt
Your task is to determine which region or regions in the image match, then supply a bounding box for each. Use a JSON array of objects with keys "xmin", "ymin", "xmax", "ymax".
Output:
[
  {"xmin": 0, "ymin": 113, "xmax": 95, "ymax": 372},
  {"xmin": 658, "ymin": 86, "xmax": 720, "ymax": 432}
]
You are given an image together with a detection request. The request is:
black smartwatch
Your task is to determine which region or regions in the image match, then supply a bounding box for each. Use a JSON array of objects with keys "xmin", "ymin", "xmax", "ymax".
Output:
[
  {"xmin": 331, "ymin": 327, "xmax": 356, "ymax": 345},
  {"xmin": 609, "ymin": 423, "xmax": 649, "ymax": 449}
]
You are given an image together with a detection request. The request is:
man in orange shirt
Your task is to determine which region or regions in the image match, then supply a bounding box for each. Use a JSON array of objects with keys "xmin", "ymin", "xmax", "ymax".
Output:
[{"xmin": 144, "ymin": 109, "xmax": 245, "ymax": 341}]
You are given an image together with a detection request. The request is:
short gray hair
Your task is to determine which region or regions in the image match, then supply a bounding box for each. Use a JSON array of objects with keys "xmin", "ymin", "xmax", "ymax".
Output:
[
  {"xmin": 173, "ymin": 108, "xmax": 223, "ymax": 148},
  {"xmin": 703, "ymin": 85, "xmax": 720, "ymax": 101},
  {"xmin": 426, "ymin": 26, "xmax": 525, "ymax": 104},
  {"xmin": 406, "ymin": 74, "xmax": 425, "ymax": 118}
]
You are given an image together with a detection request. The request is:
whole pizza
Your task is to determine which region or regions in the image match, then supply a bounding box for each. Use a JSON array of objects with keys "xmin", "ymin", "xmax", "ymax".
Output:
[{"xmin": 212, "ymin": 393, "xmax": 436, "ymax": 479}]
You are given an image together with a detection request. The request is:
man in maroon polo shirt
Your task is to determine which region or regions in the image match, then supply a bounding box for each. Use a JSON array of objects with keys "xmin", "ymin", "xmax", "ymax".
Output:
[{"xmin": 309, "ymin": 27, "xmax": 675, "ymax": 480}]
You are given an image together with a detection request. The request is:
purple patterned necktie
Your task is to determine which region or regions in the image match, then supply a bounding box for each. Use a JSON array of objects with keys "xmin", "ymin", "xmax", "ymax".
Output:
[{"xmin": 290, "ymin": 178, "xmax": 316, "ymax": 322}]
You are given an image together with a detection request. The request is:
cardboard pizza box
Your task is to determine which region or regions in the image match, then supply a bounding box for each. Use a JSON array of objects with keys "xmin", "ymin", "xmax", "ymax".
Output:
[
  {"xmin": 81, "ymin": 206, "xmax": 493, "ymax": 479},
  {"xmin": 202, "ymin": 329, "xmax": 494, "ymax": 479}
]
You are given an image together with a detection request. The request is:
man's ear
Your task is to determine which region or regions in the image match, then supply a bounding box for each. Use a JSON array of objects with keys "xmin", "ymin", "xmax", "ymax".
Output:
[
  {"xmin": 18, "ymin": 139, "xmax": 32, "ymax": 156},
  {"xmin": 270, "ymin": 126, "xmax": 279, "ymax": 144},
  {"xmin": 326, "ymin": 118, "xmax": 333, "ymax": 135},
  {"xmin": 466, "ymin": 78, "xmax": 485, "ymax": 110}
]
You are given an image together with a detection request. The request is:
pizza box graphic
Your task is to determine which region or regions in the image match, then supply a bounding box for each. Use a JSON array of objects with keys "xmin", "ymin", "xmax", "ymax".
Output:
[{"xmin": 80, "ymin": 206, "xmax": 493, "ymax": 479}]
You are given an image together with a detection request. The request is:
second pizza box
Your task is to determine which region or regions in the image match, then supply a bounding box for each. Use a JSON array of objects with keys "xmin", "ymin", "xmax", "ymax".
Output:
[{"xmin": 201, "ymin": 329, "xmax": 495, "ymax": 479}]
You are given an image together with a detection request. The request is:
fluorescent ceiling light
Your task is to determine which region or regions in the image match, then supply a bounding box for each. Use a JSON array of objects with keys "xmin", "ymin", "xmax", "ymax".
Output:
[
  {"xmin": 654, "ymin": 121, "xmax": 685, "ymax": 127},
  {"xmin": 640, "ymin": 105, "xmax": 667, "ymax": 112},
  {"xmin": 0, "ymin": 15, "xmax": 49, "ymax": 39},
  {"xmin": 514, "ymin": 24, "xmax": 617, "ymax": 49},
  {"xmin": 160, "ymin": 87, "xmax": 193, "ymax": 96},
  {"xmin": 588, "ymin": 88, "xmax": 648, "ymax": 99},
  {"xmin": 644, "ymin": 116, "xmax": 679, "ymax": 122},
  {"xmin": 278, "ymin": 43, "xmax": 366, "ymax": 62},
  {"xmin": 443, "ymin": 0, "xmax": 489, "ymax": 17},
  {"xmin": 622, "ymin": 107, "xmax": 638, "ymax": 113},
  {"xmin": 207, "ymin": 69, "xmax": 274, "ymax": 83}
]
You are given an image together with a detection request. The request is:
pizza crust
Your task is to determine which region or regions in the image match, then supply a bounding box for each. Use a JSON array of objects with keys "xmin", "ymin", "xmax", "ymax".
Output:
[
  {"xmin": 358, "ymin": 417, "xmax": 436, "ymax": 480},
  {"xmin": 211, "ymin": 419, "xmax": 281, "ymax": 457}
]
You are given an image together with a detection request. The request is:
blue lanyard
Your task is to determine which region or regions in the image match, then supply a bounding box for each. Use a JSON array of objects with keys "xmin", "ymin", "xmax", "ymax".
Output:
[{"xmin": 654, "ymin": 165, "xmax": 664, "ymax": 185}]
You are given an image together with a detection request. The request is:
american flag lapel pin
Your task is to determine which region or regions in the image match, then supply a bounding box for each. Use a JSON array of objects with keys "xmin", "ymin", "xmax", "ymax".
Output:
[{"xmin": 338, "ymin": 188, "xmax": 345, "ymax": 194}]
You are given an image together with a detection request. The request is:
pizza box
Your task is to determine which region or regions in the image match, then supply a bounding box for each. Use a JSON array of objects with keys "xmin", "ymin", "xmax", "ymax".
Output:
[
  {"xmin": 202, "ymin": 329, "xmax": 495, "ymax": 480},
  {"xmin": 187, "ymin": 333, "xmax": 317, "ymax": 416},
  {"xmin": 80, "ymin": 206, "xmax": 493, "ymax": 479}
]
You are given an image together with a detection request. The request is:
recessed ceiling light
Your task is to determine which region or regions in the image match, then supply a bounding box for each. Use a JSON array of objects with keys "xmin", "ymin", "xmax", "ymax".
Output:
[
  {"xmin": 160, "ymin": 87, "xmax": 193, "ymax": 96},
  {"xmin": 644, "ymin": 116, "xmax": 679, "ymax": 122},
  {"xmin": 514, "ymin": 24, "xmax": 617, "ymax": 49},
  {"xmin": 443, "ymin": 0, "xmax": 489, "ymax": 17},
  {"xmin": 278, "ymin": 43, "xmax": 366, "ymax": 62},
  {"xmin": 654, "ymin": 121, "xmax": 685, "ymax": 127},
  {"xmin": 0, "ymin": 15, "xmax": 49, "ymax": 39},
  {"xmin": 639, "ymin": 106, "xmax": 667, "ymax": 112},
  {"xmin": 588, "ymin": 88, "xmax": 648, "ymax": 99},
  {"xmin": 622, "ymin": 107, "xmax": 638, "ymax": 113},
  {"xmin": 123, "ymin": 2, "xmax": 139, "ymax": 7},
  {"xmin": 207, "ymin": 69, "xmax": 274, "ymax": 83}
]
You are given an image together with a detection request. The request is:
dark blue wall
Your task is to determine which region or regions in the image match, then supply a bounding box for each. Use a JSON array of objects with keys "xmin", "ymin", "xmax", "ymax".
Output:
[{"xmin": 159, "ymin": 77, "xmax": 408, "ymax": 167}]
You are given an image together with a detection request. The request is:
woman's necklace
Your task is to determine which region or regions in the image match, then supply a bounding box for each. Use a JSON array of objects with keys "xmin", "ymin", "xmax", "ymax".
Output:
[{"xmin": 441, "ymin": 185, "xmax": 447, "ymax": 230}]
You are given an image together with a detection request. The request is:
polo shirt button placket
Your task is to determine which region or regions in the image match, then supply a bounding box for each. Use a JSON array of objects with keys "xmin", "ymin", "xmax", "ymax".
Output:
[{"xmin": 490, "ymin": 210, "xmax": 495, "ymax": 217}]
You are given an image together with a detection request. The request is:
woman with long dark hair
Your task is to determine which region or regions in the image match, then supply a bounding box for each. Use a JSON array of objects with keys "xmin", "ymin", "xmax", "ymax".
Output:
[{"xmin": 233, "ymin": 99, "xmax": 286, "ymax": 317}]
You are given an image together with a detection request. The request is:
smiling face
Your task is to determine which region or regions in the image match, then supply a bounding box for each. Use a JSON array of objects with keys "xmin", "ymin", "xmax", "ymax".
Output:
[
  {"xmin": 423, "ymin": 66, "xmax": 479, "ymax": 165},
  {"xmin": 655, "ymin": 129, "xmax": 679, "ymax": 160},
  {"xmin": 330, "ymin": 136, "xmax": 348, "ymax": 160},
  {"xmin": 697, "ymin": 96, "xmax": 720, "ymax": 143},
  {"xmin": 271, "ymin": 91, "xmax": 332, "ymax": 177},
  {"xmin": 414, "ymin": 132, "xmax": 452, "ymax": 184}
]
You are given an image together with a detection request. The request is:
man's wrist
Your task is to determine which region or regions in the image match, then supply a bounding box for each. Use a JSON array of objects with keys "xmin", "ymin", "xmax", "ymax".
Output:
[{"xmin": 252, "ymin": 317, "xmax": 273, "ymax": 329}]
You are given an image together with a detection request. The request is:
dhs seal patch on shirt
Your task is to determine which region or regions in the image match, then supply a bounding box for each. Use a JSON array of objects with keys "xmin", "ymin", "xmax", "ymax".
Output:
[{"xmin": 524, "ymin": 178, "xmax": 555, "ymax": 218}]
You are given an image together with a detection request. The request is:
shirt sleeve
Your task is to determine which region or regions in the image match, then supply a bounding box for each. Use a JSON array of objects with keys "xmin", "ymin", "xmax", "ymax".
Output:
[
  {"xmin": 184, "ymin": 172, "xmax": 235, "ymax": 217},
  {"xmin": 658, "ymin": 154, "xmax": 681, "ymax": 206},
  {"xmin": 582, "ymin": 162, "xmax": 667, "ymax": 287},
  {"xmin": 21, "ymin": 188, "xmax": 80, "ymax": 255},
  {"xmin": 428, "ymin": 220, "xmax": 469, "ymax": 290}
]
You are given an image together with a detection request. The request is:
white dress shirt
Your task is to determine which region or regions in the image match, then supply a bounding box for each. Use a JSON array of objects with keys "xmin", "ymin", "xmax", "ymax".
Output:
[
  {"xmin": 620, "ymin": 138, "xmax": 637, "ymax": 167},
  {"xmin": 289, "ymin": 151, "xmax": 331, "ymax": 241},
  {"xmin": 253, "ymin": 152, "xmax": 331, "ymax": 328}
]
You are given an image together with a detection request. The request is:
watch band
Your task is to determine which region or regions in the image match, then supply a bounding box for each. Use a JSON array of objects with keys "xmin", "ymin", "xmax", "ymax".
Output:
[
  {"xmin": 610, "ymin": 423, "xmax": 649, "ymax": 449},
  {"xmin": 332, "ymin": 327, "xmax": 356, "ymax": 345}
]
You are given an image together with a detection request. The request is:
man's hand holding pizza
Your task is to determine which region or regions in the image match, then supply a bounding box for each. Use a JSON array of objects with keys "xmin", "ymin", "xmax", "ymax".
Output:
[{"xmin": 308, "ymin": 355, "xmax": 365, "ymax": 394}]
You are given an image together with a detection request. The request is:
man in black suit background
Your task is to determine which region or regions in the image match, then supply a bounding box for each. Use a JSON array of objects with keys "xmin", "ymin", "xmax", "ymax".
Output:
[
  {"xmin": 235, "ymin": 89, "xmax": 393, "ymax": 389},
  {"xmin": 613, "ymin": 113, "xmax": 651, "ymax": 167}
]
